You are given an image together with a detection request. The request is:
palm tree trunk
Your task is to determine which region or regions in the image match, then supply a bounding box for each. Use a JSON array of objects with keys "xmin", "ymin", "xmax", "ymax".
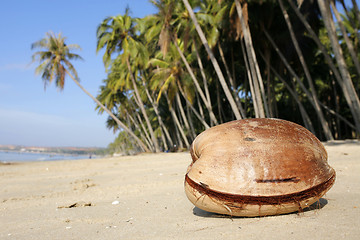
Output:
[
  {"xmin": 65, "ymin": 69, "xmax": 149, "ymax": 152},
  {"xmin": 218, "ymin": 43, "xmax": 246, "ymax": 118},
  {"xmin": 278, "ymin": 0, "xmax": 334, "ymax": 140},
  {"xmin": 141, "ymin": 77, "xmax": 174, "ymax": 149},
  {"xmin": 330, "ymin": 1, "xmax": 360, "ymax": 78},
  {"xmin": 287, "ymin": 0, "xmax": 360, "ymax": 135},
  {"xmin": 123, "ymin": 114, "xmax": 143, "ymax": 152},
  {"xmin": 240, "ymin": 39, "xmax": 260, "ymax": 117},
  {"xmin": 319, "ymin": 102, "xmax": 356, "ymax": 131},
  {"xmin": 186, "ymin": 103, "xmax": 197, "ymax": 139},
  {"xmin": 126, "ymin": 58, "xmax": 160, "ymax": 152},
  {"xmin": 196, "ymin": 91, "xmax": 205, "ymax": 122},
  {"xmin": 135, "ymin": 113, "xmax": 154, "ymax": 151},
  {"xmin": 235, "ymin": 0, "xmax": 268, "ymax": 118},
  {"xmin": 332, "ymin": 76, "xmax": 341, "ymax": 138},
  {"xmin": 176, "ymin": 92, "xmax": 191, "ymax": 134},
  {"xmin": 193, "ymin": 39, "xmax": 217, "ymax": 126},
  {"xmin": 178, "ymin": 82, "xmax": 210, "ymax": 129},
  {"xmin": 174, "ymin": 122, "xmax": 184, "ymax": 150},
  {"xmin": 264, "ymin": 49, "xmax": 275, "ymax": 117},
  {"xmin": 160, "ymin": 129, "xmax": 168, "ymax": 151},
  {"xmin": 193, "ymin": 39, "xmax": 212, "ymax": 112},
  {"xmin": 182, "ymin": 0, "xmax": 242, "ymax": 120},
  {"xmin": 173, "ymin": 36, "xmax": 218, "ymax": 125},
  {"xmin": 351, "ymin": 0, "xmax": 360, "ymax": 24},
  {"xmin": 166, "ymin": 93, "xmax": 190, "ymax": 148},
  {"xmin": 216, "ymin": 80, "xmax": 224, "ymax": 123},
  {"xmin": 264, "ymin": 29, "xmax": 336, "ymax": 139},
  {"xmin": 263, "ymin": 54, "xmax": 315, "ymax": 133},
  {"xmin": 318, "ymin": 0, "xmax": 360, "ymax": 136},
  {"xmin": 127, "ymin": 112, "xmax": 153, "ymax": 151}
]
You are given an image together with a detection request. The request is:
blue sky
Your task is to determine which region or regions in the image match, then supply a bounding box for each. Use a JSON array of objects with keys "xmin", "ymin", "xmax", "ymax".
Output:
[{"xmin": 0, "ymin": 0, "xmax": 157, "ymax": 147}]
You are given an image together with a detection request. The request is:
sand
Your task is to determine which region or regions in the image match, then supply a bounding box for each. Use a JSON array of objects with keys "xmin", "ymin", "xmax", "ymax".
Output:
[{"xmin": 0, "ymin": 140, "xmax": 359, "ymax": 239}]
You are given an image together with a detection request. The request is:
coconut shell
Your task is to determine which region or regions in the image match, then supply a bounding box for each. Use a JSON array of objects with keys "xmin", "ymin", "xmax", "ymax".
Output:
[{"xmin": 184, "ymin": 119, "xmax": 336, "ymax": 217}]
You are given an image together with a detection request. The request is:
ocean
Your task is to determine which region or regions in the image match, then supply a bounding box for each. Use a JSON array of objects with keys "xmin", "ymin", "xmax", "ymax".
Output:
[{"xmin": 0, "ymin": 151, "xmax": 90, "ymax": 163}]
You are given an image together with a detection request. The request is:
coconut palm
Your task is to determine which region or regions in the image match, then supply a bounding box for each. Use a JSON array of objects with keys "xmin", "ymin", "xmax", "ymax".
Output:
[
  {"xmin": 182, "ymin": 0, "xmax": 243, "ymax": 120},
  {"xmin": 146, "ymin": 0, "xmax": 219, "ymax": 125},
  {"xmin": 234, "ymin": 0, "xmax": 268, "ymax": 118},
  {"xmin": 278, "ymin": 0, "xmax": 333, "ymax": 140},
  {"xmin": 96, "ymin": 14, "xmax": 161, "ymax": 152},
  {"xmin": 317, "ymin": 0, "xmax": 360, "ymax": 134},
  {"xmin": 194, "ymin": 0, "xmax": 248, "ymax": 119},
  {"xmin": 31, "ymin": 31, "xmax": 150, "ymax": 152},
  {"xmin": 148, "ymin": 44, "xmax": 192, "ymax": 148},
  {"xmin": 330, "ymin": 1, "xmax": 360, "ymax": 77},
  {"xmin": 286, "ymin": 0, "xmax": 360, "ymax": 135}
]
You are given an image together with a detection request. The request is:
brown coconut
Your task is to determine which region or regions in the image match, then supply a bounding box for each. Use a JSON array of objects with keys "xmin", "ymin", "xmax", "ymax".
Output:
[{"xmin": 184, "ymin": 118, "xmax": 336, "ymax": 217}]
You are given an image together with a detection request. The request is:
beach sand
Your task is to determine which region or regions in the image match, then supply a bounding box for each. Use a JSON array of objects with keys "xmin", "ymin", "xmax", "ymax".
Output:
[{"xmin": 1, "ymin": 140, "xmax": 359, "ymax": 239}]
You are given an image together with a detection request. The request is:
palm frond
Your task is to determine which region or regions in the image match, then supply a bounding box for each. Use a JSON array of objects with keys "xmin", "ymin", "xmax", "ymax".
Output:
[{"xmin": 31, "ymin": 31, "xmax": 83, "ymax": 91}]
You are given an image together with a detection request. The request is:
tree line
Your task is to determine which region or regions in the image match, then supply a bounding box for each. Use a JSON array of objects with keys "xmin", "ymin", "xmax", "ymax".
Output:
[{"xmin": 32, "ymin": 0, "xmax": 360, "ymax": 154}]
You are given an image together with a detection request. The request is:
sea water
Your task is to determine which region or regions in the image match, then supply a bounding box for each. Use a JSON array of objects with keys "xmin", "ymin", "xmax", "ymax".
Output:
[{"xmin": 0, "ymin": 151, "xmax": 89, "ymax": 163}]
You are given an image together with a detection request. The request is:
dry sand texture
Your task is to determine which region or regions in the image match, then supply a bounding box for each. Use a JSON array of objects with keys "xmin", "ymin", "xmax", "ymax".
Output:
[{"xmin": 0, "ymin": 140, "xmax": 359, "ymax": 239}]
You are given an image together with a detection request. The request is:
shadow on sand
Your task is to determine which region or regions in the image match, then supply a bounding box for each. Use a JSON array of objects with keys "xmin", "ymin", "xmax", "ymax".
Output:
[{"xmin": 192, "ymin": 198, "xmax": 328, "ymax": 218}]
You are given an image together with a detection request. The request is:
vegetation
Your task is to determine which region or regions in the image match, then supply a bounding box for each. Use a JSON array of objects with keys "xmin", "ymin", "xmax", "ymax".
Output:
[{"xmin": 33, "ymin": 1, "xmax": 360, "ymax": 154}]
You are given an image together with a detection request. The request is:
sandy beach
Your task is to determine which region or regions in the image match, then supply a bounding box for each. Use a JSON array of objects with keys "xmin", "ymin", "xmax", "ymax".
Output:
[{"xmin": 1, "ymin": 140, "xmax": 359, "ymax": 239}]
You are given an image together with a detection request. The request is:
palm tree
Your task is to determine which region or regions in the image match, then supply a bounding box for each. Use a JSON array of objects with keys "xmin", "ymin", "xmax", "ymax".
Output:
[
  {"xmin": 96, "ymin": 14, "xmax": 161, "ymax": 152},
  {"xmin": 148, "ymin": 45, "xmax": 192, "ymax": 148},
  {"xmin": 234, "ymin": 0, "xmax": 268, "ymax": 118},
  {"xmin": 330, "ymin": 1, "xmax": 360, "ymax": 77},
  {"xmin": 31, "ymin": 31, "xmax": 150, "ymax": 152},
  {"xmin": 146, "ymin": 1, "xmax": 219, "ymax": 125},
  {"xmin": 317, "ymin": 0, "xmax": 360, "ymax": 136},
  {"xmin": 195, "ymin": 1, "xmax": 247, "ymax": 119},
  {"xmin": 140, "ymin": 74, "xmax": 174, "ymax": 149},
  {"xmin": 287, "ymin": 0, "xmax": 360, "ymax": 135},
  {"xmin": 278, "ymin": 0, "xmax": 333, "ymax": 140},
  {"xmin": 182, "ymin": 0, "xmax": 243, "ymax": 120}
]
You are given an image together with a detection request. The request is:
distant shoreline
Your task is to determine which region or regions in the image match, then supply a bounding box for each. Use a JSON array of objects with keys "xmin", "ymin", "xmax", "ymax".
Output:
[
  {"xmin": 0, "ymin": 151, "xmax": 99, "ymax": 163},
  {"xmin": 0, "ymin": 149, "xmax": 84, "ymax": 155},
  {"xmin": 0, "ymin": 144, "xmax": 107, "ymax": 156}
]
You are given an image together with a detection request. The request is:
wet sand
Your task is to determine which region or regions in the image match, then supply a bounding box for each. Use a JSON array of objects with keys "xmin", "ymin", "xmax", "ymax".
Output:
[{"xmin": 0, "ymin": 140, "xmax": 359, "ymax": 239}]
